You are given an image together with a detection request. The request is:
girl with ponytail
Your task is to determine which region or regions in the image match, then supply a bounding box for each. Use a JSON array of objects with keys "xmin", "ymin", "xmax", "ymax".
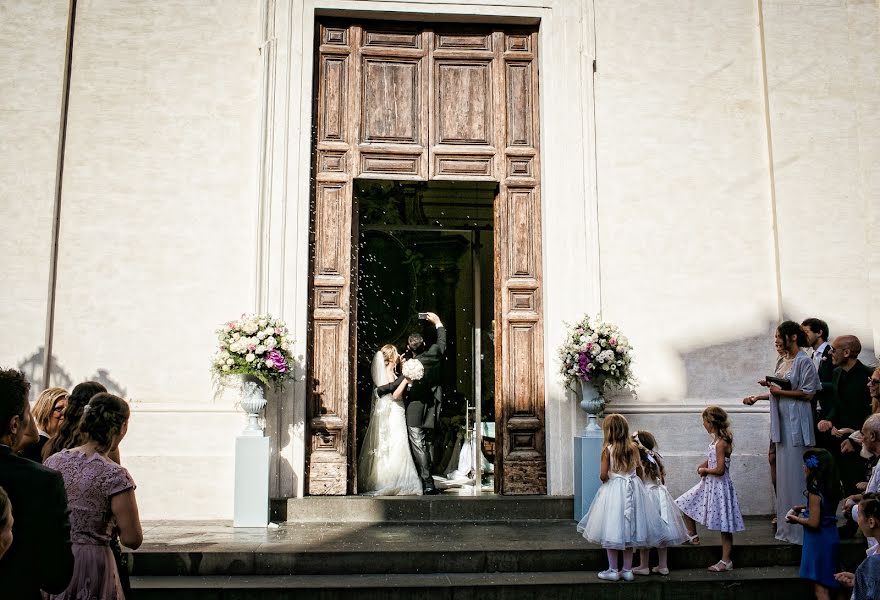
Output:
[
  {"xmin": 44, "ymin": 393, "xmax": 142, "ymax": 600},
  {"xmin": 675, "ymin": 406, "xmax": 745, "ymax": 572}
]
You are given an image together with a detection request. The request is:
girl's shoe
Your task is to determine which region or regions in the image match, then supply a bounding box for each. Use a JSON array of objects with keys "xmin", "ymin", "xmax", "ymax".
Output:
[
  {"xmin": 683, "ymin": 533, "xmax": 700, "ymax": 545},
  {"xmin": 652, "ymin": 566, "xmax": 670, "ymax": 576},
  {"xmin": 631, "ymin": 567, "xmax": 651, "ymax": 576},
  {"xmin": 597, "ymin": 569, "xmax": 620, "ymax": 581},
  {"xmin": 707, "ymin": 560, "xmax": 733, "ymax": 572},
  {"xmin": 620, "ymin": 570, "xmax": 635, "ymax": 582}
]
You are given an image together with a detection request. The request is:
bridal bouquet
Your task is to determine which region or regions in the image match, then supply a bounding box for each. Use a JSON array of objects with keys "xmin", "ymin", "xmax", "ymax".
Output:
[
  {"xmin": 401, "ymin": 358, "xmax": 425, "ymax": 382},
  {"xmin": 212, "ymin": 313, "xmax": 294, "ymax": 387},
  {"xmin": 558, "ymin": 314, "xmax": 635, "ymax": 395}
]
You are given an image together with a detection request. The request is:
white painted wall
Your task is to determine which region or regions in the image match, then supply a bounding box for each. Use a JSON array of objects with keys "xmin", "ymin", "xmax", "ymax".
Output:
[
  {"xmin": 0, "ymin": 1, "xmax": 68, "ymax": 388},
  {"xmin": 1, "ymin": 0, "xmax": 877, "ymax": 518},
  {"xmin": 33, "ymin": 0, "xmax": 261, "ymax": 519}
]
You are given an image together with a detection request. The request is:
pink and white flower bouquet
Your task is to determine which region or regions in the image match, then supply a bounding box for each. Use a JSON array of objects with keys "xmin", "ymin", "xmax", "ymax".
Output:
[
  {"xmin": 558, "ymin": 315, "xmax": 635, "ymax": 396},
  {"xmin": 212, "ymin": 313, "xmax": 294, "ymax": 387}
]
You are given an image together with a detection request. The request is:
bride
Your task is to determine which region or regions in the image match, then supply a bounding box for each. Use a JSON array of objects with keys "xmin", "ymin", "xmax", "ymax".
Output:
[{"xmin": 358, "ymin": 344, "xmax": 423, "ymax": 495}]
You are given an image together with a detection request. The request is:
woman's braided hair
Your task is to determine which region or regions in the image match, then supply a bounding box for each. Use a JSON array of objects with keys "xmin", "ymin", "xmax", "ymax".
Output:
[
  {"xmin": 79, "ymin": 393, "xmax": 130, "ymax": 452},
  {"xmin": 43, "ymin": 381, "xmax": 107, "ymax": 460}
]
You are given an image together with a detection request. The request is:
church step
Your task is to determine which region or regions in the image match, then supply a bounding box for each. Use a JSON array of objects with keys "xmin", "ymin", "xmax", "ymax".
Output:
[
  {"xmin": 271, "ymin": 495, "xmax": 575, "ymax": 523},
  {"xmin": 130, "ymin": 567, "xmax": 813, "ymax": 599},
  {"xmin": 128, "ymin": 531, "xmax": 867, "ymax": 577}
]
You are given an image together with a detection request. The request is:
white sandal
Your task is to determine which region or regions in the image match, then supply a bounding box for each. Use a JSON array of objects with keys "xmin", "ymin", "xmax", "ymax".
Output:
[
  {"xmin": 708, "ymin": 559, "xmax": 733, "ymax": 572},
  {"xmin": 683, "ymin": 533, "xmax": 700, "ymax": 545}
]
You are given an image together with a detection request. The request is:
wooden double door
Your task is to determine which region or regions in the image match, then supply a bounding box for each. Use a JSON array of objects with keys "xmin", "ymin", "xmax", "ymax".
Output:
[{"xmin": 306, "ymin": 19, "xmax": 546, "ymax": 495}]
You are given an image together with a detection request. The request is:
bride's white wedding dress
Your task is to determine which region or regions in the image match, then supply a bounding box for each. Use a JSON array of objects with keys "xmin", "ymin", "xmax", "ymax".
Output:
[{"xmin": 358, "ymin": 351, "xmax": 423, "ymax": 496}]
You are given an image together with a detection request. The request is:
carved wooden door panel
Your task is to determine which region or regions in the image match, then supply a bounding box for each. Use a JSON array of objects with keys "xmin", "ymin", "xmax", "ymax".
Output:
[
  {"xmin": 307, "ymin": 21, "xmax": 545, "ymax": 496},
  {"xmin": 492, "ymin": 30, "xmax": 545, "ymax": 494}
]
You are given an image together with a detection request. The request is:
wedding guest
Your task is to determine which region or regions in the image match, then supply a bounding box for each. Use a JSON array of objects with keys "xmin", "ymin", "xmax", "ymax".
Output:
[
  {"xmin": 842, "ymin": 414, "xmax": 880, "ymax": 555},
  {"xmin": 43, "ymin": 381, "xmax": 106, "ymax": 462},
  {"xmin": 818, "ymin": 336, "xmax": 873, "ymax": 497},
  {"xmin": 802, "ymin": 318, "xmax": 835, "ymax": 444},
  {"xmin": 0, "ymin": 485, "xmax": 12, "ymax": 560},
  {"xmin": 744, "ymin": 321, "xmax": 819, "ymax": 544},
  {"xmin": 20, "ymin": 387, "xmax": 68, "ymax": 463},
  {"xmin": 788, "ymin": 448, "xmax": 842, "ymax": 600},
  {"xmin": 841, "ymin": 367, "xmax": 880, "ymax": 455},
  {"xmin": 45, "ymin": 392, "xmax": 142, "ymax": 600},
  {"xmin": 675, "ymin": 406, "xmax": 745, "ymax": 571},
  {"xmin": 0, "ymin": 368, "xmax": 73, "ymax": 598},
  {"xmin": 834, "ymin": 493, "xmax": 880, "ymax": 600}
]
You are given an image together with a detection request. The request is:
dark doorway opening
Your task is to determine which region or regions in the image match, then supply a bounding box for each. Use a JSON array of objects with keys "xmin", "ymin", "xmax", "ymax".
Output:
[{"xmin": 353, "ymin": 180, "xmax": 497, "ymax": 494}]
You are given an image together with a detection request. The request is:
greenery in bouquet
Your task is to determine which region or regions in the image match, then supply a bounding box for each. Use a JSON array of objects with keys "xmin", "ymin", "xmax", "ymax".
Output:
[
  {"xmin": 212, "ymin": 313, "xmax": 294, "ymax": 387},
  {"xmin": 558, "ymin": 315, "xmax": 636, "ymax": 395}
]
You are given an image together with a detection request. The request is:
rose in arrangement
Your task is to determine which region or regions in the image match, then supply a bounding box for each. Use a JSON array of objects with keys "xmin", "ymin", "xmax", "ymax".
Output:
[
  {"xmin": 558, "ymin": 314, "xmax": 636, "ymax": 396},
  {"xmin": 211, "ymin": 313, "xmax": 294, "ymax": 387}
]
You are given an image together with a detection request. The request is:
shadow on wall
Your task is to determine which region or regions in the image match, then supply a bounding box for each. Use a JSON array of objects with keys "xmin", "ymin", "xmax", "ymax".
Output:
[
  {"xmin": 678, "ymin": 320, "xmax": 876, "ymax": 401},
  {"xmin": 16, "ymin": 347, "xmax": 130, "ymax": 401}
]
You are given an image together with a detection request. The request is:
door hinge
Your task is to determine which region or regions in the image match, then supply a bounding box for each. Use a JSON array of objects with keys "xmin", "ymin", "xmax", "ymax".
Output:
[{"xmin": 592, "ymin": 59, "xmax": 597, "ymax": 73}]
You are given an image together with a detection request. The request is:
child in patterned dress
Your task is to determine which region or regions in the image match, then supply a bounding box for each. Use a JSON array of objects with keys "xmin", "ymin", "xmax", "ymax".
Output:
[
  {"xmin": 675, "ymin": 406, "xmax": 745, "ymax": 572},
  {"xmin": 632, "ymin": 430, "xmax": 689, "ymax": 576}
]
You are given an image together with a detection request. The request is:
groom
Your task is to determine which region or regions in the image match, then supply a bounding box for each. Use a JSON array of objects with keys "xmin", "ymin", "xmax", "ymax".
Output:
[{"xmin": 404, "ymin": 312, "xmax": 446, "ymax": 495}]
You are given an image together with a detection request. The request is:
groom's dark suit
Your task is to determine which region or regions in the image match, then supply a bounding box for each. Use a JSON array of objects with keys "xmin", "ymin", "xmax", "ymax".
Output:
[
  {"xmin": 407, "ymin": 325, "xmax": 446, "ymax": 492},
  {"xmin": 406, "ymin": 326, "xmax": 446, "ymax": 429}
]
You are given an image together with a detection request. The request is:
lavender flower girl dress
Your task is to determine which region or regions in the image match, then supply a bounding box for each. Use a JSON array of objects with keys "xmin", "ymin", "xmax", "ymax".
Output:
[{"xmin": 675, "ymin": 440, "xmax": 745, "ymax": 534}]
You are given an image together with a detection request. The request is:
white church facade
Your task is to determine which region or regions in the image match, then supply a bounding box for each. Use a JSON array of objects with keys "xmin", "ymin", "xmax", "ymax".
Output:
[{"xmin": 1, "ymin": 0, "xmax": 878, "ymax": 519}]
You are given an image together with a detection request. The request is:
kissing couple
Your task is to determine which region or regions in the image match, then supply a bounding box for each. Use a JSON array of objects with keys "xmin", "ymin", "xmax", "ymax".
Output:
[{"xmin": 358, "ymin": 312, "xmax": 446, "ymax": 496}]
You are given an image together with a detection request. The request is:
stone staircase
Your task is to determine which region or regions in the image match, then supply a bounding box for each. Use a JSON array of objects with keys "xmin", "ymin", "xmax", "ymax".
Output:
[{"xmin": 128, "ymin": 496, "xmax": 867, "ymax": 599}]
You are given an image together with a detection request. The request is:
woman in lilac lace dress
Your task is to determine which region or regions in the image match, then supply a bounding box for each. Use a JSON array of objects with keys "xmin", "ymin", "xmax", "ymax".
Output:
[{"xmin": 44, "ymin": 393, "xmax": 143, "ymax": 600}]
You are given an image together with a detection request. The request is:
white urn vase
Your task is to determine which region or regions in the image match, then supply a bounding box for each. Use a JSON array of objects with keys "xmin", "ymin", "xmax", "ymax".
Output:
[
  {"xmin": 578, "ymin": 380, "xmax": 605, "ymax": 437},
  {"xmin": 239, "ymin": 375, "xmax": 267, "ymax": 436}
]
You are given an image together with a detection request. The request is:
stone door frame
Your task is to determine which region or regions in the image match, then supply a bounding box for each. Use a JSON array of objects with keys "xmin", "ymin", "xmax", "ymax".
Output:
[{"xmin": 257, "ymin": 0, "xmax": 601, "ymax": 500}]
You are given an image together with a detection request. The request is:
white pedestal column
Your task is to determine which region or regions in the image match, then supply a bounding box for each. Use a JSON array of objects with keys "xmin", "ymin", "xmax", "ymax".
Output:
[
  {"xmin": 234, "ymin": 434, "xmax": 270, "ymax": 528},
  {"xmin": 573, "ymin": 430, "xmax": 603, "ymax": 522}
]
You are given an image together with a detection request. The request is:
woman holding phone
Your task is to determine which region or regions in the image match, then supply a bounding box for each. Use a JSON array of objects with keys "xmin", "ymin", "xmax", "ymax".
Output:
[{"xmin": 743, "ymin": 321, "xmax": 820, "ymax": 544}]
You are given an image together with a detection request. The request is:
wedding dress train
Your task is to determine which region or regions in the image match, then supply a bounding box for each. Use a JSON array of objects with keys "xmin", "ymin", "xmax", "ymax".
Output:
[{"xmin": 358, "ymin": 351, "xmax": 423, "ymax": 496}]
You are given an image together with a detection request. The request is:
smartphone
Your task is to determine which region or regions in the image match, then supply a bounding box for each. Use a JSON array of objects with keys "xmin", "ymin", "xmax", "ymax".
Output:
[{"xmin": 418, "ymin": 312, "xmax": 429, "ymax": 320}]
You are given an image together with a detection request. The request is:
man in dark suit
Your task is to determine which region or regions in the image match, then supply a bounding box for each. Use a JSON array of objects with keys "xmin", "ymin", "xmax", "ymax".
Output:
[
  {"xmin": 802, "ymin": 318, "xmax": 835, "ymax": 446},
  {"xmin": 403, "ymin": 312, "xmax": 446, "ymax": 494},
  {"xmin": 0, "ymin": 369, "xmax": 73, "ymax": 599},
  {"xmin": 817, "ymin": 337, "xmax": 874, "ymax": 496}
]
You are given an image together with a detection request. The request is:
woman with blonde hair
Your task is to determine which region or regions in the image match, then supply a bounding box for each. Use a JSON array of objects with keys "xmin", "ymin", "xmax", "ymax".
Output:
[
  {"xmin": 357, "ymin": 344, "xmax": 422, "ymax": 495},
  {"xmin": 20, "ymin": 387, "xmax": 68, "ymax": 462}
]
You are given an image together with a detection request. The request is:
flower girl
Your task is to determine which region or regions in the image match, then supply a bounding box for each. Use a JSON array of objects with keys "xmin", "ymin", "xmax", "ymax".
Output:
[
  {"xmin": 675, "ymin": 406, "xmax": 745, "ymax": 572},
  {"xmin": 632, "ymin": 430, "xmax": 689, "ymax": 576},
  {"xmin": 578, "ymin": 414, "xmax": 659, "ymax": 581}
]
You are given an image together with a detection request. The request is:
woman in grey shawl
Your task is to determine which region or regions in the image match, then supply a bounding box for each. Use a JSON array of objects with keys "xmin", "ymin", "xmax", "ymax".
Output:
[{"xmin": 744, "ymin": 321, "xmax": 820, "ymax": 544}]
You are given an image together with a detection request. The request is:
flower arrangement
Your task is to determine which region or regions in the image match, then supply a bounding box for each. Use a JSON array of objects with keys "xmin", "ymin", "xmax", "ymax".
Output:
[
  {"xmin": 212, "ymin": 313, "xmax": 294, "ymax": 387},
  {"xmin": 558, "ymin": 314, "xmax": 636, "ymax": 396}
]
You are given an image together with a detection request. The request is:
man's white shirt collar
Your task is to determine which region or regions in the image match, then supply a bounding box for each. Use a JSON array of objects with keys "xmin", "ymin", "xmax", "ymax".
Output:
[{"xmin": 813, "ymin": 341, "xmax": 829, "ymax": 369}]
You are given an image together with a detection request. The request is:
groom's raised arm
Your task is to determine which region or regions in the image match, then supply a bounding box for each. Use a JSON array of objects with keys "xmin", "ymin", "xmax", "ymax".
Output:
[{"xmin": 435, "ymin": 325, "xmax": 446, "ymax": 356}]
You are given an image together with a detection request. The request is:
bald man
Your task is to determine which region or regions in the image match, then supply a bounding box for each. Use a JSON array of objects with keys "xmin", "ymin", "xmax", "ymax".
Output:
[{"xmin": 817, "ymin": 335, "xmax": 874, "ymax": 499}]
